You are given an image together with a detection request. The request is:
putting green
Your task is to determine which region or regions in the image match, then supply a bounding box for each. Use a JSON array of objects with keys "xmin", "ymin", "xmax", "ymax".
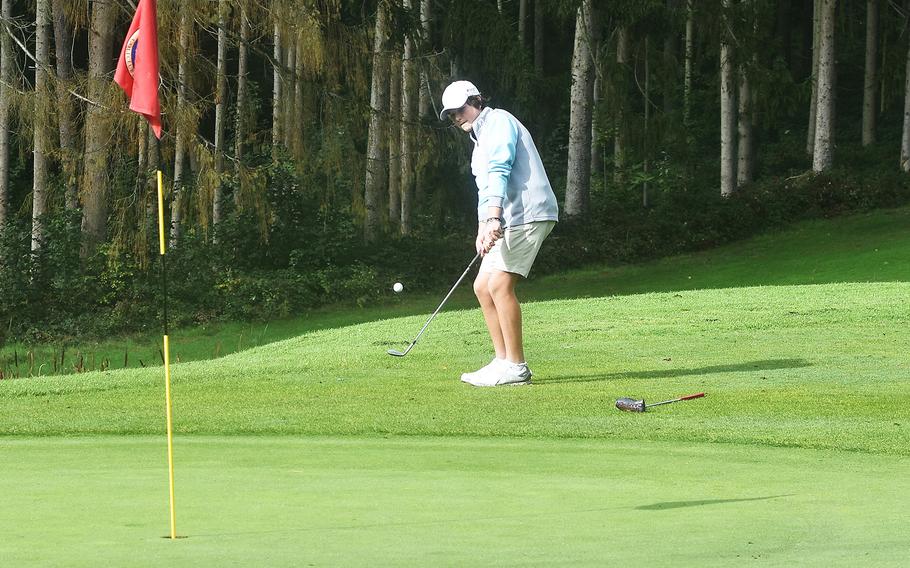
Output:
[{"xmin": 2, "ymin": 436, "xmax": 908, "ymax": 566}]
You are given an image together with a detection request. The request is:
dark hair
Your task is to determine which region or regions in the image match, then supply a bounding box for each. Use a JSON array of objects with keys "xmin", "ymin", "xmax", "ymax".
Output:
[{"xmin": 466, "ymin": 95, "xmax": 485, "ymax": 110}]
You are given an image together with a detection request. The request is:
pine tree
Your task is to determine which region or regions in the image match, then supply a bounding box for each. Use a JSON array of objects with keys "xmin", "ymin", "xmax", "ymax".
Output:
[
  {"xmin": 0, "ymin": 0, "xmax": 9, "ymax": 229},
  {"xmin": 32, "ymin": 0, "xmax": 52, "ymax": 252},
  {"xmin": 365, "ymin": 0, "xmax": 391, "ymax": 243},
  {"xmin": 81, "ymin": 0, "xmax": 116, "ymax": 255},
  {"xmin": 565, "ymin": 0, "xmax": 595, "ymax": 218},
  {"xmin": 813, "ymin": 0, "xmax": 836, "ymax": 172}
]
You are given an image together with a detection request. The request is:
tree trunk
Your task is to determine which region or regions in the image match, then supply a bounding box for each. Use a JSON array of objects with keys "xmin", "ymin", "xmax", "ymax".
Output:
[
  {"xmin": 213, "ymin": 0, "xmax": 229, "ymax": 231},
  {"xmin": 777, "ymin": 0, "xmax": 793, "ymax": 75},
  {"xmin": 880, "ymin": 26, "xmax": 887, "ymax": 116},
  {"xmin": 294, "ymin": 30, "xmax": 306, "ymax": 162},
  {"xmin": 800, "ymin": 0, "xmax": 815, "ymax": 81},
  {"xmin": 401, "ymin": 0, "xmax": 417, "ymax": 234},
  {"xmin": 663, "ymin": 0, "xmax": 679, "ymax": 116},
  {"xmin": 862, "ymin": 0, "xmax": 878, "ymax": 146},
  {"xmin": 807, "ymin": 0, "xmax": 821, "ymax": 157},
  {"xmin": 738, "ymin": 2, "xmax": 756, "ymax": 189},
  {"xmin": 0, "ymin": 0, "xmax": 10, "ymax": 228},
  {"xmin": 614, "ymin": 26, "xmax": 630, "ymax": 184},
  {"xmin": 899, "ymin": 22, "xmax": 910, "ymax": 170},
  {"xmin": 283, "ymin": 25, "xmax": 297, "ymax": 150},
  {"xmin": 736, "ymin": 0, "xmax": 759, "ymax": 187},
  {"xmin": 52, "ymin": 0, "xmax": 77, "ymax": 211},
  {"xmin": 720, "ymin": 0, "xmax": 736, "ymax": 196},
  {"xmin": 170, "ymin": 5, "xmax": 193, "ymax": 247},
  {"xmin": 737, "ymin": 64, "xmax": 754, "ymax": 187},
  {"xmin": 146, "ymin": 125, "xmax": 159, "ymax": 227},
  {"xmin": 813, "ymin": 0, "xmax": 836, "ymax": 172},
  {"xmin": 534, "ymin": 0, "xmax": 544, "ymax": 75},
  {"xmin": 684, "ymin": 0, "xmax": 694, "ymax": 127},
  {"xmin": 565, "ymin": 0, "xmax": 594, "ymax": 218},
  {"xmin": 364, "ymin": 0, "xmax": 390, "ymax": 243},
  {"xmin": 388, "ymin": 55, "xmax": 401, "ymax": 229},
  {"xmin": 32, "ymin": 0, "xmax": 52, "ymax": 252},
  {"xmin": 591, "ymin": 69, "xmax": 603, "ymax": 177},
  {"xmin": 417, "ymin": 0, "xmax": 432, "ymax": 118},
  {"xmin": 81, "ymin": 0, "xmax": 116, "ymax": 255},
  {"xmin": 643, "ymin": 36, "xmax": 651, "ymax": 208},
  {"xmin": 32, "ymin": 0, "xmax": 51, "ymax": 252},
  {"xmin": 272, "ymin": 18, "xmax": 283, "ymax": 157},
  {"xmin": 234, "ymin": 0, "xmax": 249, "ymax": 205},
  {"xmin": 519, "ymin": 0, "xmax": 528, "ymax": 48},
  {"xmin": 450, "ymin": 53, "xmax": 462, "ymax": 79},
  {"xmin": 135, "ymin": 123, "xmax": 148, "ymax": 200}
]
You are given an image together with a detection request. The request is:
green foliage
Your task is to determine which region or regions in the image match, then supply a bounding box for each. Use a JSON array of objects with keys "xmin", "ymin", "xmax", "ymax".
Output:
[
  {"xmin": 5, "ymin": 0, "xmax": 910, "ymax": 347},
  {"xmin": 1, "ymin": 152, "xmax": 908, "ymax": 344},
  {"xmin": 0, "ymin": 218, "xmax": 31, "ymax": 338}
]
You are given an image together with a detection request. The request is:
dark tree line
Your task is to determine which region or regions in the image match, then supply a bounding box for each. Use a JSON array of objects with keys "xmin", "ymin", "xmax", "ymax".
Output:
[{"xmin": 1, "ymin": 0, "xmax": 909, "ymax": 339}]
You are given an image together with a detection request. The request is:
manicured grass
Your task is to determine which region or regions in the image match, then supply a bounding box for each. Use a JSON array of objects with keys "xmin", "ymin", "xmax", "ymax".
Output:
[
  {"xmin": 3, "ymin": 282, "xmax": 908, "ymax": 456},
  {"xmin": 2, "ymin": 208, "xmax": 909, "ymax": 565},
  {"xmin": 3, "ymin": 206, "xmax": 909, "ymax": 378},
  {"xmin": 2, "ymin": 436, "xmax": 908, "ymax": 567},
  {"xmin": 527, "ymin": 205, "xmax": 910, "ymax": 299}
]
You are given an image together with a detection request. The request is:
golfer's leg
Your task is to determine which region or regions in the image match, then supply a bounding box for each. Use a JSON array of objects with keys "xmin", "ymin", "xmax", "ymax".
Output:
[
  {"xmin": 474, "ymin": 272, "xmax": 506, "ymax": 359},
  {"xmin": 487, "ymin": 270, "xmax": 524, "ymax": 363}
]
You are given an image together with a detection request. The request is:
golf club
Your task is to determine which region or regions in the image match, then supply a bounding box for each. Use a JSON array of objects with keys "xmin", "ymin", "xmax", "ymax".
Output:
[
  {"xmin": 387, "ymin": 251, "xmax": 481, "ymax": 357},
  {"xmin": 615, "ymin": 392, "xmax": 705, "ymax": 412}
]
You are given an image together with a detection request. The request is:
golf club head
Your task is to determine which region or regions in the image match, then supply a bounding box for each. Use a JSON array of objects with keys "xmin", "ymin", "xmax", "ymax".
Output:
[
  {"xmin": 615, "ymin": 397, "xmax": 646, "ymax": 412},
  {"xmin": 387, "ymin": 342, "xmax": 415, "ymax": 357}
]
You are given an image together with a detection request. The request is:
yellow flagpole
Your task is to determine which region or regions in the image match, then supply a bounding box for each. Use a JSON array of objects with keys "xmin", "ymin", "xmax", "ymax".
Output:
[{"xmin": 157, "ymin": 170, "xmax": 177, "ymax": 539}]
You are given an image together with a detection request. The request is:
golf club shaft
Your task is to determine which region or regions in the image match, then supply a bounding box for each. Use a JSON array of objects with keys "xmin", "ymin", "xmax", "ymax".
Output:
[
  {"xmin": 403, "ymin": 252, "xmax": 481, "ymax": 349},
  {"xmin": 645, "ymin": 392, "xmax": 705, "ymax": 408}
]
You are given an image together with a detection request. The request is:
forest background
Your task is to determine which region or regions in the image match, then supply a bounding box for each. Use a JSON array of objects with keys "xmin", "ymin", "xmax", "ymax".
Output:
[{"xmin": 0, "ymin": 0, "xmax": 908, "ymax": 344}]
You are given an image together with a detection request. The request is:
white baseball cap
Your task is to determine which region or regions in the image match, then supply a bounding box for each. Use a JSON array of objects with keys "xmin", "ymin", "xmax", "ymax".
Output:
[{"xmin": 439, "ymin": 80, "xmax": 481, "ymax": 121}]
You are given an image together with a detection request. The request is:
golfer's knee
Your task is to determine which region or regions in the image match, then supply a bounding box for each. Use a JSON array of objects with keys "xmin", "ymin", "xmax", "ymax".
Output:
[
  {"xmin": 487, "ymin": 274, "xmax": 514, "ymax": 300},
  {"xmin": 473, "ymin": 275, "xmax": 491, "ymax": 301}
]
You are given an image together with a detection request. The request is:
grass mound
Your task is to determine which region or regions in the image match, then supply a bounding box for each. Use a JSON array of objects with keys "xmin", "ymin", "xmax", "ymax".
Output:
[{"xmin": 3, "ymin": 281, "xmax": 908, "ymax": 455}]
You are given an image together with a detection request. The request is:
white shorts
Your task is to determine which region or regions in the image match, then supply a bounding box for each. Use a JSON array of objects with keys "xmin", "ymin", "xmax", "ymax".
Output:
[{"xmin": 480, "ymin": 221, "xmax": 556, "ymax": 278}]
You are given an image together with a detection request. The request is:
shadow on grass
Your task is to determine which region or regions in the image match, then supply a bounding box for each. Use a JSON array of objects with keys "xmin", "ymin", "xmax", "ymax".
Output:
[
  {"xmin": 538, "ymin": 358, "xmax": 811, "ymax": 385},
  {"xmin": 191, "ymin": 496, "xmax": 796, "ymax": 538},
  {"xmin": 192, "ymin": 505, "xmax": 631, "ymax": 538},
  {"xmin": 636, "ymin": 494, "xmax": 794, "ymax": 511}
]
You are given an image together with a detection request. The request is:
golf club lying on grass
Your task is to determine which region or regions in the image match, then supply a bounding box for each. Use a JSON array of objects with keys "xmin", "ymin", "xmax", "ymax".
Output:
[
  {"xmin": 387, "ymin": 252, "xmax": 481, "ymax": 357},
  {"xmin": 615, "ymin": 392, "xmax": 706, "ymax": 412}
]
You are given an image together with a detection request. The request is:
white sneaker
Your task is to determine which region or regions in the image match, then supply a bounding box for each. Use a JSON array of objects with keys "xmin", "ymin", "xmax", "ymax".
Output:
[
  {"xmin": 467, "ymin": 362, "xmax": 533, "ymax": 387},
  {"xmin": 460, "ymin": 358, "xmax": 507, "ymax": 384}
]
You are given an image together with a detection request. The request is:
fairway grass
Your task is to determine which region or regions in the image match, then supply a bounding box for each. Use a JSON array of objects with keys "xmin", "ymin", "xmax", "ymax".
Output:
[
  {"xmin": 2, "ymin": 436, "xmax": 908, "ymax": 567},
  {"xmin": 3, "ymin": 282, "xmax": 908, "ymax": 455}
]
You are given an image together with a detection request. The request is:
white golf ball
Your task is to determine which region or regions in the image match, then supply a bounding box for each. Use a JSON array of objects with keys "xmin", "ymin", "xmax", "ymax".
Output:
[{"xmin": 393, "ymin": 282, "xmax": 403, "ymax": 293}]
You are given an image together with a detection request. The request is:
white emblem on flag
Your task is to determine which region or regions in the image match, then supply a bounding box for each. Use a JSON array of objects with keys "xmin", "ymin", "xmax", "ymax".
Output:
[{"xmin": 125, "ymin": 30, "xmax": 141, "ymax": 77}]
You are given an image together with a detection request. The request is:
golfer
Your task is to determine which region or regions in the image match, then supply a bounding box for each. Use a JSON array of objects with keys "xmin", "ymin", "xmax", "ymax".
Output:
[{"xmin": 439, "ymin": 80, "xmax": 558, "ymax": 387}]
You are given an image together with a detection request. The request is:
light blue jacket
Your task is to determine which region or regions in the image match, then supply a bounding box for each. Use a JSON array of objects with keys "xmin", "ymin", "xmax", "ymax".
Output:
[{"xmin": 470, "ymin": 107, "xmax": 559, "ymax": 226}]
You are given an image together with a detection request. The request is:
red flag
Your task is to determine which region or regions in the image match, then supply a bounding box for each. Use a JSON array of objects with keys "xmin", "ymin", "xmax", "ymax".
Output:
[{"xmin": 115, "ymin": 0, "xmax": 161, "ymax": 138}]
